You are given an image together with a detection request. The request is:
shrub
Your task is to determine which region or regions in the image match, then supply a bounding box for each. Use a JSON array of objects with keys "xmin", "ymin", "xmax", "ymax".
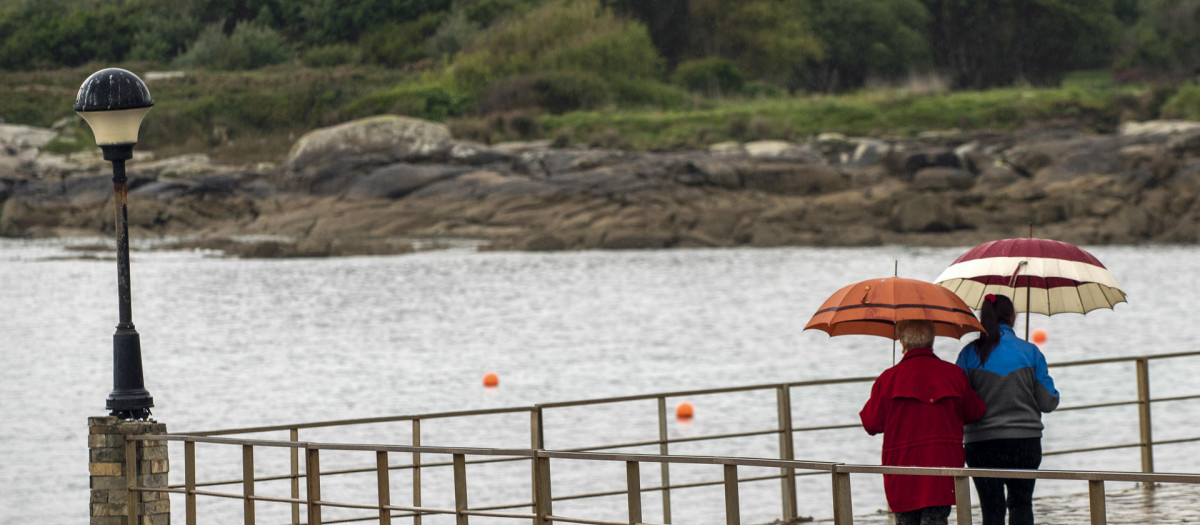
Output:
[
  {"xmin": 358, "ymin": 14, "xmax": 444, "ymax": 67},
  {"xmin": 672, "ymin": 57, "xmax": 745, "ymax": 96},
  {"xmin": 531, "ymin": 72, "xmax": 612, "ymax": 114},
  {"xmin": 128, "ymin": 15, "xmax": 200, "ymax": 64},
  {"xmin": 477, "ymin": 71, "xmax": 611, "ymax": 114},
  {"xmin": 608, "ymin": 78, "xmax": 688, "ymax": 110},
  {"xmin": 345, "ymin": 83, "xmax": 466, "ymax": 121},
  {"xmin": 1160, "ymin": 84, "xmax": 1200, "ymax": 120},
  {"xmin": 428, "ymin": 10, "xmax": 479, "ymax": 59},
  {"xmin": 302, "ymin": 44, "xmax": 361, "ymax": 67},
  {"xmin": 452, "ymin": 0, "xmax": 662, "ymax": 98},
  {"xmin": 174, "ymin": 22, "xmax": 295, "ymax": 70}
]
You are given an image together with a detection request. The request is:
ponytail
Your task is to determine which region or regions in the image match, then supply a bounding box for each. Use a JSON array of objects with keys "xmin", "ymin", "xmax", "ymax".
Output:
[{"xmin": 975, "ymin": 293, "xmax": 1015, "ymax": 365}]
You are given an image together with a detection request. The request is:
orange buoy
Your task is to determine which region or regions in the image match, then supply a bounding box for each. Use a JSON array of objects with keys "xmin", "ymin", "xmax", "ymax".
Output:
[
  {"xmin": 675, "ymin": 401, "xmax": 694, "ymax": 419},
  {"xmin": 1032, "ymin": 328, "xmax": 1048, "ymax": 345},
  {"xmin": 483, "ymin": 372, "xmax": 499, "ymax": 387}
]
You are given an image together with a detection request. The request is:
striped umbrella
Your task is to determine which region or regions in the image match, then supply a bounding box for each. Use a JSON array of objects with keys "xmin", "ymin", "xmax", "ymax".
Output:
[{"xmin": 934, "ymin": 238, "xmax": 1127, "ymax": 316}]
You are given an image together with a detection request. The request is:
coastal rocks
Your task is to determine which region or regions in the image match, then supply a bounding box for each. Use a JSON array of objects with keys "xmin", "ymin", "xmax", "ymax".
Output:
[{"xmin": 12, "ymin": 115, "xmax": 1200, "ymax": 255}]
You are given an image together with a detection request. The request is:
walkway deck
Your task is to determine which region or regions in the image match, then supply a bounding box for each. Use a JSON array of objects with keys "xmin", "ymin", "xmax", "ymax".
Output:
[{"xmin": 825, "ymin": 482, "xmax": 1199, "ymax": 524}]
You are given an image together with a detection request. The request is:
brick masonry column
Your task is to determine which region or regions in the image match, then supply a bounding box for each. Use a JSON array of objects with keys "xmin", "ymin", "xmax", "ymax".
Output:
[{"xmin": 88, "ymin": 416, "xmax": 170, "ymax": 525}]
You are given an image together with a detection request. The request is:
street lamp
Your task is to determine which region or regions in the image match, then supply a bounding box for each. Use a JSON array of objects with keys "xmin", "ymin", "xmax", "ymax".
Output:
[{"xmin": 75, "ymin": 68, "xmax": 155, "ymax": 419}]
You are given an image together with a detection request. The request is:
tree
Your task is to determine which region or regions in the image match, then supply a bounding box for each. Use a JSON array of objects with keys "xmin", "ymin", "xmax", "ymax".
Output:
[
  {"xmin": 603, "ymin": 0, "xmax": 690, "ymax": 68},
  {"xmin": 688, "ymin": 0, "xmax": 822, "ymax": 90},
  {"xmin": 922, "ymin": 0, "xmax": 1121, "ymax": 88},
  {"xmin": 802, "ymin": 0, "xmax": 932, "ymax": 91},
  {"xmin": 297, "ymin": 0, "xmax": 451, "ymax": 46},
  {"xmin": 1116, "ymin": 0, "xmax": 1200, "ymax": 77}
]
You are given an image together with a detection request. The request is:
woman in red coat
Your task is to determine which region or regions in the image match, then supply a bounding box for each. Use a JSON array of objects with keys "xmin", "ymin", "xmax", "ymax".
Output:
[{"xmin": 860, "ymin": 320, "xmax": 987, "ymax": 525}]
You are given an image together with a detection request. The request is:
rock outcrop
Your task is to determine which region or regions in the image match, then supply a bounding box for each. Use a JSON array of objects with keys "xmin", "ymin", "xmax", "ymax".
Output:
[{"xmin": 4, "ymin": 116, "xmax": 1200, "ymax": 257}]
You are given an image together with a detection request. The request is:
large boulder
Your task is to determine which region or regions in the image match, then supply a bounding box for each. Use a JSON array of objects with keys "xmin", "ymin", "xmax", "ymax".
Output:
[{"xmin": 283, "ymin": 115, "xmax": 453, "ymax": 174}]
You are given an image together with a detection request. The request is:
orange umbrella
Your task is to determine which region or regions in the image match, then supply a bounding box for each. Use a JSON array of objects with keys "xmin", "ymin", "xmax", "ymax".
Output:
[{"xmin": 805, "ymin": 277, "xmax": 984, "ymax": 340}]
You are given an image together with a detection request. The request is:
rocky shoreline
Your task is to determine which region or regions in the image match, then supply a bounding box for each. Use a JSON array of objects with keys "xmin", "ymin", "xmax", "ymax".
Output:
[{"xmin": 4, "ymin": 115, "xmax": 1200, "ymax": 257}]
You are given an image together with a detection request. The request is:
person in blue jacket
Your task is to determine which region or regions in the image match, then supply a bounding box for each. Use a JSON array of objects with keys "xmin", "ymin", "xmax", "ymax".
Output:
[{"xmin": 956, "ymin": 293, "xmax": 1060, "ymax": 525}]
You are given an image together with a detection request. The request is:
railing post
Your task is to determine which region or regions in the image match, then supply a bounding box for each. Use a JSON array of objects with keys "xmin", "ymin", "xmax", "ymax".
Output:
[
  {"xmin": 531, "ymin": 407, "xmax": 545, "ymax": 522},
  {"xmin": 955, "ymin": 476, "xmax": 972, "ymax": 525},
  {"xmin": 627, "ymin": 461, "xmax": 643, "ymax": 525},
  {"xmin": 831, "ymin": 467, "xmax": 853, "ymax": 525},
  {"xmin": 413, "ymin": 419, "xmax": 423, "ymax": 525},
  {"xmin": 776, "ymin": 385, "xmax": 798, "ymax": 521},
  {"xmin": 1088, "ymin": 480, "xmax": 1107, "ymax": 525},
  {"xmin": 185, "ymin": 440, "xmax": 196, "ymax": 525},
  {"xmin": 290, "ymin": 428, "xmax": 300, "ymax": 525},
  {"xmin": 1136, "ymin": 358, "xmax": 1154, "ymax": 474},
  {"xmin": 377, "ymin": 451, "xmax": 392, "ymax": 525},
  {"xmin": 657, "ymin": 396, "xmax": 672, "ymax": 524},
  {"xmin": 454, "ymin": 453, "xmax": 469, "ymax": 525},
  {"xmin": 533, "ymin": 453, "xmax": 553, "ymax": 525},
  {"xmin": 724, "ymin": 464, "xmax": 741, "ymax": 525},
  {"xmin": 306, "ymin": 446, "xmax": 322, "ymax": 525},
  {"xmin": 125, "ymin": 439, "xmax": 138, "ymax": 525},
  {"xmin": 243, "ymin": 445, "xmax": 256, "ymax": 525}
]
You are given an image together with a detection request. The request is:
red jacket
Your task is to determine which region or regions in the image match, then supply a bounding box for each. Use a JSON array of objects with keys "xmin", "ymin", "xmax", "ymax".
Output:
[{"xmin": 859, "ymin": 347, "xmax": 987, "ymax": 512}]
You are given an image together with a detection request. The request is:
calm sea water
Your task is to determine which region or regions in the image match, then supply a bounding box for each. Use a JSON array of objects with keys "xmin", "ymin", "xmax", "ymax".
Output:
[{"xmin": 2, "ymin": 239, "xmax": 1198, "ymax": 524}]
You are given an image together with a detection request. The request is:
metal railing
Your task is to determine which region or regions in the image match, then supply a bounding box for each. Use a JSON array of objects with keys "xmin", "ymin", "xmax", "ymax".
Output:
[
  {"xmin": 126, "ymin": 433, "xmax": 1200, "ymax": 525},
  {"xmin": 157, "ymin": 351, "xmax": 1200, "ymax": 524}
]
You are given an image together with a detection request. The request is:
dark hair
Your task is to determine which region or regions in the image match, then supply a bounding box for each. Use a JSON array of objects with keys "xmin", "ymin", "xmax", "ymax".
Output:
[{"xmin": 975, "ymin": 294, "xmax": 1016, "ymax": 364}]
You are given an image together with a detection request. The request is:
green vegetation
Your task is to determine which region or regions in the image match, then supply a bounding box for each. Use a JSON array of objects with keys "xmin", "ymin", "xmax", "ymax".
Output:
[{"xmin": 1, "ymin": 0, "xmax": 1198, "ymax": 162}]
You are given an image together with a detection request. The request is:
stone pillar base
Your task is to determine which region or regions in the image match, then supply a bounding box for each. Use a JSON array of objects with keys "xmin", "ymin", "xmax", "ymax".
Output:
[{"xmin": 88, "ymin": 416, "xmax": 169, "ymax": 525}]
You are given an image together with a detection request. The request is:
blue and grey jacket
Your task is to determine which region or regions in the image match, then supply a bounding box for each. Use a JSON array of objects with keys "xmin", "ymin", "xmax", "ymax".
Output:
[{"xmin": 956, "ymin": 324, "xmax": 1060, "ymax": 443}]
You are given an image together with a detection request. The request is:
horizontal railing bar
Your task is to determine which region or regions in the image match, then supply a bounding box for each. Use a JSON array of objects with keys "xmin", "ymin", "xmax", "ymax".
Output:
[
  {"xmin": 544, "ymin": 514, "xmax": 632, "ymax": 525},
  {"xmin": 466, "ymin": 500, "xmax": 534, "ymax": 512},
  {"xmin": 537, "ymin": 449, "xmax": 838, "ymax": 470},
  {"xmin": 191, "ymin": 488, "xmax": 251, "ymax": 500},
  {"xmin": 1051, "ymin": 351, "xmax": 1200, "ymax": 368},
  {"xmin": 169, "ymin": 454, "xmax": 534, "ymax": 490},
  {"xmin": 1151, "ymin": 394, "xmax": 1200, "ymax": 403},
  {"xmin": 381, "ymin": 504, "xmax": 455, "ymax": 514},
  {"xmin": 129, "ymin": 434, "xmax": 304, "ymax": 447},
  {"xmin": 316, "ymin": 442, "xmax": 537, "ymax": 457},
  {"xmin": 1148, "ymin": 436, "xmax": 1200, "ymax": 447},
  {"xmin": 537, "ymin": 473, "xmax": 774, "ymax": 504},
  {"xmin": 461, "ymin": 509, "xmax": 538, "ymax": 519},
  {"xmin": 317, "ymin": 499, "xmax": 458, "ymax": 514},
  {"xmin": 666, "ymin": 428, "xmax": 781, "ymax": 444},
  {"xmin": 641, "ymin": 473, "xmax": 781, "ymax": 494},
  {"xmin": 180, "ymin": 406, "xmax": 537, "ymax": 436},
  {"xmin": 246, "ymin": 494, "xmax": 307, "ymax": 505},
  {"xmin": 833, "ymin": 464, "xmax": 1200, "ymax": 483},
  {"xmin": 540, "ymin": 377, "xmax": 875, "ymax": 409},
  {"xmin": 1056, "ymin": 400, "xmax": 1139, "ymax": 412},
  {"xmin": 1045, "ymin": 442, "xmax": 1140, "ymax": 456},
  {"xmin": 793, "ymin": 422, "xmax": 861, "ymax": 432}
]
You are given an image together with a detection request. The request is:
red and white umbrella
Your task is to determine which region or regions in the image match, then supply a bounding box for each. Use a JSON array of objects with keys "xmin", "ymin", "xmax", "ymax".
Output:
[{"xmin": 934, "ymin": 238, "xmax": 1127, "ymax": 316}]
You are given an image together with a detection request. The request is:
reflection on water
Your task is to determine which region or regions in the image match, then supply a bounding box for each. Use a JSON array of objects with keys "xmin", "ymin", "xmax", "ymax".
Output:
[{"xmin": 2, "ymin": 240, "xmax": 1199, "ymax": 524}]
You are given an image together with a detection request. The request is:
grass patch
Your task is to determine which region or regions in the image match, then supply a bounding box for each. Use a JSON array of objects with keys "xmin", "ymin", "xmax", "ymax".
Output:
[{"xmin": 0, "ymin": 64, "xmax": 1160, "ymax": 162}]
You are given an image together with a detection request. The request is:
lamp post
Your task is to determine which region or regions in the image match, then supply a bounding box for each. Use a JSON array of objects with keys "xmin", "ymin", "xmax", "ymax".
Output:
[{"xmin": 75, "ymin": 68, "xmax": 155, "ymax": 419}]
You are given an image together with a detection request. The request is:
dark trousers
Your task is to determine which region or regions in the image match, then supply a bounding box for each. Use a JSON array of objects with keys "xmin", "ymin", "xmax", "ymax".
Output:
[
  {"xmin": 894, "ymin": 505, "xmax": 950, "ymax": 525},
  {"xmin": 964, "ymin": 437, "xmax": 1042, "ymax": 525}
]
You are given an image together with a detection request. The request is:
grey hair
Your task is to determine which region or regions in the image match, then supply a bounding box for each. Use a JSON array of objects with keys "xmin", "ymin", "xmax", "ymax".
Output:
[{"xmin": 896, "ymin": 320, "xmax": 935, "ymax": 350}]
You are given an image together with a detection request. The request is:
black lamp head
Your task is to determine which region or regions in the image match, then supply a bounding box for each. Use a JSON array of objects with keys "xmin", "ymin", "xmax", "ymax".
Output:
[
  {"xmin": 75, "ymin": 68, "xmax": 155, "ymax": 157},
  {"xmin": 74, "ymin": 68, "xmax": 154, "ymax": 113}
]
